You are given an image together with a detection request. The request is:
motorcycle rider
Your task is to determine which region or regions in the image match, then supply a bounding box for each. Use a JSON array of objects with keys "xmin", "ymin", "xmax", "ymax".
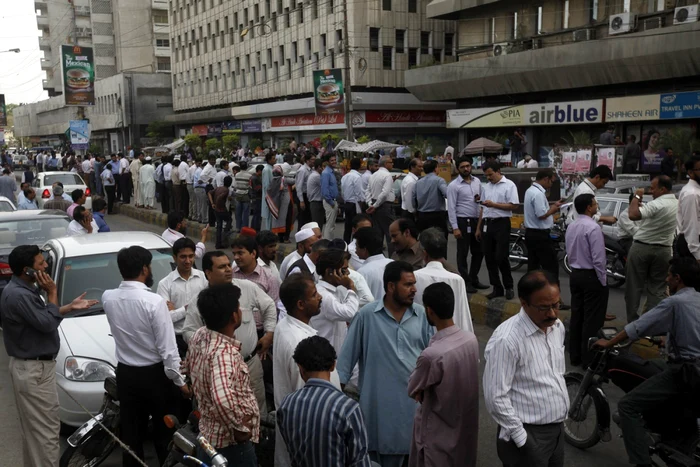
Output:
[{"xmin": 594, "ymin": 257, "xmax": 700, "ymax": 467}]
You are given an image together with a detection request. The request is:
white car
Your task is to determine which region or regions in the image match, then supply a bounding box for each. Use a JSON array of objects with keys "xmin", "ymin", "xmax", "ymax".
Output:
[
  {"xmin": 32, "ymin": 172, "xmax": 93, "ymax": 211},
  {"xmin": 42, "ymin": 232, "xmax": 175, "ymax": 426},
  {"xmin": 0, "ymin": 196, "xmax": 16, "ymax": 212}
]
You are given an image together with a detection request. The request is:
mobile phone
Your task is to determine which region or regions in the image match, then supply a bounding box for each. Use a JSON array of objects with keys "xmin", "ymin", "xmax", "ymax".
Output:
[{"xmin": 25, "ymin": 267, "xmax": 37, "ymax": 278}]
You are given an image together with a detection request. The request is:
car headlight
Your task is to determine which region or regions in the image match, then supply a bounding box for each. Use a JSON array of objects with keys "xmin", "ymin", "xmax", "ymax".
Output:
[{"xmin": 64, "ymin": 357, "xmax": 115, "ymax": 382}]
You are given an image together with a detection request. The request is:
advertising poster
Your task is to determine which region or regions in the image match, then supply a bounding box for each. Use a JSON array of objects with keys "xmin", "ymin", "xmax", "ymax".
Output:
[
  {"xmin": 640, "ymin": 128, "xmax": 664, "ymax": 172},
  {"xmin": 62, "ymin": 45, "xmax": 95, "ymax": 106},
  {"xmin": 0, "ymin": 94, "xmax": 6, "ymax": 126},
  {"xmin": 575, "ymin": 150, "xmax": 592, "ymax": 173},
  {"xmin": 313, "ymin": 69, "xmax": 344, "ymax": 115},
  {"xmin": 69, "ymin": 120, "xmax": 89, "ymax": 150},
  {"xmin": 596, "ymin": 147, "xmax": 615, "ymax": 172},
  {"xmin": 561, "ymin": 152, "xmax": 577, "ymax": 174}
]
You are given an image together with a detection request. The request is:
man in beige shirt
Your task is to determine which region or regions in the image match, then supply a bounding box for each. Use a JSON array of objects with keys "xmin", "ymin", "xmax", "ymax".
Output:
[{"xmin": 625, "ymin": 175, "xmax": 678, "ymax": 323}]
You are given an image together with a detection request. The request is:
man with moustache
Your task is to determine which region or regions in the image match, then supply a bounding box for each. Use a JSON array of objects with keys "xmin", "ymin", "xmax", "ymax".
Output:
[
  {"xmin": 162, "ymin": 211, "xmax": 209, "ymax": 259},
  {"xmin": 338, "ymin": 261, "xmax": 432, "ymax": 467},
  {"xmin": 280, "ymin": 228, "xmax": 318, "ymax": 279}
]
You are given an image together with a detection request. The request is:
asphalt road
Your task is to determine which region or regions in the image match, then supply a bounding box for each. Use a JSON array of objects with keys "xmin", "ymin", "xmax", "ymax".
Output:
[{"xmin": 0, "ymin": 213, "xmax": 631, "ymax": 466}]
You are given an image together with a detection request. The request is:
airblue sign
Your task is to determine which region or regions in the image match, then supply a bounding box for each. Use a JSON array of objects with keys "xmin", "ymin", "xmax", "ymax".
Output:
[{"xmin": 659, "ymin": 91, "xmax": 700, "ymax": 120}]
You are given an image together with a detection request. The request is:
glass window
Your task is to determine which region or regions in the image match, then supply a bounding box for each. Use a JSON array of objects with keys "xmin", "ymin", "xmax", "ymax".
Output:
[
  {"xmin": 408, "ymin": 47, "xmax": 417, "ymax": 68},
  {"xmin": 445, "ymin": 33, "xmax": 454, "ymax": 55},
  {"xmin": 370, "ymin": 28, "xmax": 380, "ymax": 52},
  {"xmin": 156, "ymin": 38, "xmax": 170, "ymax": 47},
  {"xmin": 396, "ymin": 30, "xmax": 405, "ymax": 53},
  {"xmin": 597, "ymin": 200, "xmax": 617, "ymax": 218},
  {"xmin": 0, "ymin": 201, "xmax": 15, "ymax": 212},
  {"xmin": 43, "ymin": 174, "xmax": 84, "ymax": 187},
  {"xmin": 59, "ymin": 249, "xmax": 174, "ymax": 310},
  {"xmin": 382, "ymin": 46, "xmax": 393, "ymax": 69},
  {"xmin": 0, "ymin": 217, "xmax": 70, "ymax": 249},
  {"xmin": 153, "ymin": 12, "xmax": 169, "ymax": 24},
  {"xmin": 408, "ymin": 0, "xmax": 417, "ymax": 13},
  {"xmin": 382, "ymin": 0, "xmax": 391, "ymax": 11},
  {"xmin": 420, "ymin": 31, "xmax": 430, "ymax": 54}
]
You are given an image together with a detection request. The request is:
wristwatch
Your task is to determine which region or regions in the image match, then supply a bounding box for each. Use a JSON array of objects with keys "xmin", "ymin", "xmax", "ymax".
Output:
[{"xmin": 634, "ymin": 195, "xmax": 643, "ymax": 201}]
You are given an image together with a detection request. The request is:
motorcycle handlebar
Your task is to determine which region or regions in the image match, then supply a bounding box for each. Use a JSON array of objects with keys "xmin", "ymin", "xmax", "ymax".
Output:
[{"xmin": 196, "ymin": 434, "xmax": 228, "ymax": 467}]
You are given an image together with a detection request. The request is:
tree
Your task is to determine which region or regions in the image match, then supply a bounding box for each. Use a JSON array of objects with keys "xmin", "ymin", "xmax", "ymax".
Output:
[
  {"xmin": 184, "ymin": 134, "xmax": 202, "ymax": 151},
  {"xmin": 356, "ymin": 135, "xmax": 371, "ymax": 144},
  {"xmin": 205, "ymin": 137, "xmax": 222, "ymax": 153},
  {"xmin": 146, "ymin": 121, "xmax": 173, "ymax": 139},
  {"xmin": 659, "ymin": 127, "xmax": 700, "ymax": 162},
  {"xmin": 222, "ymin": 134, "xmax": 240, "ymax": 151},
  {"xmin": 249, "ymin": 138, "xmax": 263, "ymax": 153},
  {"xmin": 561, "ymin": 130, "xmax": 594, "ymax": 149},
  {"xmin": 88, "ymin": 143, "xmax": 102, "ymax": 155}
]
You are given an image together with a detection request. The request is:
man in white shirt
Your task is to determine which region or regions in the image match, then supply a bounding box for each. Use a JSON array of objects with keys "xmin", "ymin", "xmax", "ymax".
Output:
[
  {"xmin": 214, "ymin": 160, "xmax": 230, "ymax": 188},
  {"xmin": 348, "ymin": 214, "xmax": 372, "ymax": 271},
  {"xmin": 186, "ymin": 159, "xmax": 197, "ymax": 220},
  {"xmin": 81, "ymin": 154, "xmax": 94, "ymax": 194},
  {"xmin": 365, "ymin": 156, "xmax": 397, "ymax": 256},
  {"xmin": 295, "ymin": 154, "xmax": 315, "ymax": 228},
  {"xmin": 129, "ymin": 153, "xmax": 143, "ymax": 208},
  {"xmin": 66, "ymin": 206, "xmax": 99, "ymax": 236},
  {"xmin": 102, "ymin": 246, "xmax": 191, "ymax": 466},
  {"xmin": 401, "ymin": 158, "xmax": 422, "ymax": 220},
  {"xmin": 414, "ymin": 227, "xmax": 473, "ymax": 333},
  {"xmin": 118, "ymin": 153, "xmax": 131, "ymax": 204},
  {"xmin": 273, "ymin": 274, "xmax": 341, "ymax": 467},
  {"xmin": 567, "ymin": 165, "xmax": 616, "ymax": 225},
  {"xmin": 516, "ymin": 153, "xmax": 539, "ymax": 169},
  {"xmin": 677, "ymin": 156, "xmax": 700, "ymax": 261},
  {"xmin": 286, "ymin": 238, "xmax": 329, "ymax": 281},
  {"xmin": 443, "ymin": 142, "xmax": 455, "ymax": 158},
  {"xmin": 181, "ymin": 250, "xmax": 276, "ymax": 413},
  {"xmin": 355, "ymin": 227, "xmax": 394, "ymax": 300},
  {"xmin": 484, "ymin": 270, "xmax": 568, "ymax": 467},
  {"xmin": 310, "ymin": 249, "xmax": 359, "ymax": 354},
  {"xmin": 476, "ymin": 161, "xmax": 520, "ymax": 300},
  {"xmin": 340, "ymin": 157, "xmax": 364, "ymax": 243},
  {"xmin": 280, "ymin": 228, "xmax": 318, "ymax": 279},
  {"xmin": 361, "ymin": 158, "xmax": 378, "ymax": 195},
  {"xmin": 156, "ymin": 238, "xmax": 207, "ymax": 358},
  {"xmin": 178, "ymin": 158, "xmax": 190, "ymax": 215},
  {"xmin": 161, "ymin": 211, "xmax": 209, "ymax": 259}
]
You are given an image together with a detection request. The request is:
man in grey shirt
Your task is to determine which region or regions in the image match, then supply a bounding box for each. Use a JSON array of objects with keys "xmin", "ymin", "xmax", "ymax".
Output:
[
  {"xmin": 0, "ymin": 168, "xmax": 17, "ymax": 202},
  {"xmin": 0, "ymin": 245, "xmax": 96, "ymax": 467},
  {"xmin": 594, "ymin": 257, "xmax": 700, "ymax": 467},
  {"xmin": 307, "ymin": 159, "xmax": 325, "ymax": 230},
  {"xmin": 413, "ymin": 159, "xmax": 448, "ymax": 238},
  {"xmin": 623, "ymin": 135, "xmax": 642, "ymax": 173},
  {"xmin": 599, "ymin": 125, "xmax": 615, "ymax": 145}
]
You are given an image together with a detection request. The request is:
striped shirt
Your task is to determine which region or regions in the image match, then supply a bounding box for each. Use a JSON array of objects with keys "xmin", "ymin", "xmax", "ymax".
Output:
[
  {"xmin": 277, "ymin": 378, "xmax": 372, "ymax": 467},
  {"xmin": 483, "ymin": 309, "xmax": 569, "ymax": 447},
  {"xmin": 185, "ymin": 327, "xmax": 260, "ymax": 449}
]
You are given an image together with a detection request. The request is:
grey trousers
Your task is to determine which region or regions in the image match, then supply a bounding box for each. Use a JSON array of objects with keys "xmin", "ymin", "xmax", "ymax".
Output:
[
  {"xmin": 322, "ymin": 199, "xmax": 337, "ymax": 240},
  {"xmin": 194, "ymin": 187, "xmax": 207, "ymax": 222},
  {"xmin": 625, "ymin": 241, "xmax": 672, "ymax": 323},
  {"xmin": 246, "ymin": 354, "xmax": 267, "ymax": 416},
  {"xmin": 497, "ymin": 423, "xmax": 564, "ymax": 467},
  {"xmin": 9, "ymin": 357, "xmax": 61, "ymax": 467},
  {"xmin": 187, "ymin": 184, "xmax": 196, "ymax": 219}
]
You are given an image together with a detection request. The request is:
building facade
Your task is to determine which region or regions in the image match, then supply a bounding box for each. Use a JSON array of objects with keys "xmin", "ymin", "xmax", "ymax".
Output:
[
  {"xmin": 167, "ymin": 0, "xmax": 457, "ymax": 145},
  {"xmin": 405, "ymin": 0, "xmax": 700, "ymax": 164}
]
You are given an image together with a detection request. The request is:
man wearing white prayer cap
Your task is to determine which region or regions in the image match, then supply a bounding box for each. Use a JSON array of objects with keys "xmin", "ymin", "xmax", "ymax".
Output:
[
  {"xmin": 300, "ymin": 221, "xmax": 322, "ymax": 238},
  {"xmin": 279, "ymin": 228, "xmax": 318, "ymax": 278}
]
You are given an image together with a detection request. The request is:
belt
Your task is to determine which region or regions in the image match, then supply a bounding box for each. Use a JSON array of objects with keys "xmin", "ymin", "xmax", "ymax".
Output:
[
  {"xmin": 484, "ymin": 217, "xmax": 509, "ymax": 222},
  {"xmin": 634, "ymin": 240, "xmax": 667, "ymax": 247},
  {"xmin": 526, "ymin": 228, "xmax": 549, "ymax": 232},
  {"xmin": 244, "ymin": 353, "xmax": 256, "ymax": 363},
  {"xmin": 22, "ymin": 354, "xmax": 55, "ymax": 361}
]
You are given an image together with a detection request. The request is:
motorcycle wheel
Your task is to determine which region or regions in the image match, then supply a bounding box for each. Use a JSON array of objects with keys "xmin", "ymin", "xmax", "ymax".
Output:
[
  {"xmin": 563, "ymin": 374, "xmax": 601, "ymax": 449},
  {"xmin": 606, "ymin": 253, "xmax": 625, "ymax": 288},
  {"xmin": 59, "ymin": 425, "xmax": 118, "ymax": 467},
  {"xmin": 562, "ymin": 254, "xmax": 572, "ymax": 276},
  {"xmin": 508, "ymin": 239, "xmax": 527, "ymax": 271}
]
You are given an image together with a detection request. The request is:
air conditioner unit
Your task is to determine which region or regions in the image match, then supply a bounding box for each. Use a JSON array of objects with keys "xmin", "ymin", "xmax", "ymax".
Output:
[
  {"xmin": 609, "ymin": 12, "xmax": 636, "ymax": 35},
  {"xmin": 573, "ymin": 28, "xmax": 596, "ymax": 42},
  {"xmin": 674, "ymin": 5, "xmax": 699, "ymax": 25},
  {"xmin": 492, "ymin": 42, "xmax": 509, "ymax": 56},
  {"xmin": 643, "ymin": 17, "xmax": 664, "ymax": 30}
]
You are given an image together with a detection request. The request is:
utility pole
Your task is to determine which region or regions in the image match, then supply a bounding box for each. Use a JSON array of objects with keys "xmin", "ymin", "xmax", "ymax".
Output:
[{"xmin": 342, "ymin": 0, "xmax": 353, "ymax": 141}]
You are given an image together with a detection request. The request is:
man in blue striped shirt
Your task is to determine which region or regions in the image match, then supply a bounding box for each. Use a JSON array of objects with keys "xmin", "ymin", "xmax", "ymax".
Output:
[{"xmin": 277, "ymin": 336, "xmax": 372, "ymax": 467}]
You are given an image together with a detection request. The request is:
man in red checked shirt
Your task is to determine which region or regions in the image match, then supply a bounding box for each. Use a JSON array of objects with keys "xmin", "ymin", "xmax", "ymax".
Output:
[{"xmin": 184, "ymin": 283, "xmax": 260, "ymax": 466}]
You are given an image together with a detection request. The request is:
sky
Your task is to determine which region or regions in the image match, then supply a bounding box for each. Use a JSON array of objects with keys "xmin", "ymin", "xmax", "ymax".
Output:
[{"xmin": 0, "ymin": 2, "xmax": 49, "ymax": 105}]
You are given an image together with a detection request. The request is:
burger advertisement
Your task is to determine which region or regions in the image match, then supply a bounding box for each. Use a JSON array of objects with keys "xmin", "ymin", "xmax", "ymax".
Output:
[
  {"xmin": 313, "ymin": 68, "xmax": 344, "ymax": 115},
  {"xmin": 61, "ymin": 45, "xmax": 95, "ymax": 106}
]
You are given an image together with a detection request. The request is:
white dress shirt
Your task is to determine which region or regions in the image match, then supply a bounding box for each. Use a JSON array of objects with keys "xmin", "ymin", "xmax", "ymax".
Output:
[
  {"xmin": 310, "ymin": 280, "xmax": 359, "ymax": 355},
  {"xmin": 361, "ymin": 170, "xmax": 372, "ymax": 193},
  {"xmin": 348, "ymin": 239, "xmax": 365, "ymax": 271},
  {"xmin": 483, "ymin": 309, "xmax": 569, "ymax": 447},
  {"xmin": 186, "ymin": 163, "xmax": 196, "ymax": 184},
  {"xmin": 161, "ymin": 228, "xmax": 205, "ymax": 259},
  {"xmin": 414, "ymin": 261, "xmax": 473, "ymax": 333},
  {"xmin": 677, "ymin": 179, "xmax": 700, "ymax": 260},
  {"xmin": 401, "ymin": 172, "xmax": 419, "ymax": 213},
  {"xmin": 295, "ymin": 164, "xmax": 311, "ymax": 198},
  {"xmin": 273, "ymin": 315, "xmax": 341, "ymax": 467},
  {"xmin": 347, "ymin": 269, "xmax": 374, "ymax": 308},
  {"xmin": 365, "ymin": 167, "xmax": 395, "ymax": 208},
  {"xmin": 119, "ymin": 157, "xmax": 130, "ymax": 174},
  {"xmin": 81, "ymin": 159, "xmax": 92, "ymax": 174},
  {"xmin": 181, "ymin": 278, "xmax": 277, "ymax": 354},
  {"xmin": 516, "ymin": 159, "xmax": 539, "ymax": 168},
  {"xmin": 279, "ymin": 250, "xmax": 302, "ymax": 279},
  {"xmin": 568, "ymin": 179, "xmax": 601, "ymax": 224},
  {"xmin": 156, "ymin": 268, "xmax": 207, "ymax": 334},
  {"xmin": 287, "ymin": 254, "xmax": 317, "ymax": 281},
  {"xmin": 214, "ymin": 169, "xmax": 230, "ymax": 188},
  {"xmin": 341, "ymin": 170, "xmax": 364, "ymax": 205},
  {"xmin": 199, "ymin": 163, "xmax": 217, "ymax": 186},
  {"xmin": 102, "ymin": 281, "xmax": 185, "ymax": 387},
  {"xmin": 356, "ymin": 254, "xmax": 394, "ymax": 300},
  {"xmin": 482, "ymin": 176, "xmax": 519, "ymax": 219},
  {"xmin": 66, "ymin": 219, "xmax": 99, "ymax": 236},
  {"xmin": 178, "ymin": 161, "xmax": 189, "ymax": 182}
]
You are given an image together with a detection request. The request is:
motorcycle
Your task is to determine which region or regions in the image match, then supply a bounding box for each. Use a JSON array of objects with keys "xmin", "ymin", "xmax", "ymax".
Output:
[
  {"xmin": 508, "ymin": 216, "xmax": 568, "ymax": 271},
  {"xmin": 162, "ymin": 412, "xmax": 228, "ymax": 467},
  {"xmin": 562, "ymin": 234, "xmax": 627, "ymax": 288},
  {"xmin": 60, "ymin": 376, "xmax": 120, "ymax": 467},
  {"xmin": 564, "ymin": 328, "xmax": 700, "ymax": 466}
]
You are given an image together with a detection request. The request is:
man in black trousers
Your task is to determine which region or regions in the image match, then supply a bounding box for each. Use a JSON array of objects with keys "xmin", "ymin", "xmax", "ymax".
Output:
[{"xmin": 523, "ymin": 169, "xmax": 562, "ymax": 277}]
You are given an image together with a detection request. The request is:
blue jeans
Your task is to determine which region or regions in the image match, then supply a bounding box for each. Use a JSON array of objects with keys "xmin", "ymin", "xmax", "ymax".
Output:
[
  {"xmin": 236, "ymin": 200, "xmax": 250, "ymax": 231},
  {"xmin": 197, "ymin": 441, "xmax": 256, "ymax": 467}
]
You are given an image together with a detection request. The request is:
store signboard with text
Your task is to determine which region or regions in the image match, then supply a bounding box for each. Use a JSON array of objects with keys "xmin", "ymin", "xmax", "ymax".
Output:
[
  {"xmin": 61, "ymin": 45, "xmax": 95, "ymax": 106},
  {"xmin": 659, "ymin": 91, "xmax": 700, "ymax": 120},
  {"xmin": 69, "ymin": 120, "xmax": 89, "ymax": 150},
  {"xmin": 269, "ymin": 113, "xmax": 346, "ymax": 132},
  {"xmin": 241, "ymin": 120, "xmax": 263, "ymax": 133},
  {"xmin": 447, "ymin": 100, "xmax": 603, "ymax": 128},
  {"xmin": 605, "ymin": 95, "xmax": 660, "ymax": 122},
  {"xmin": 364, "ymin": 110, "xmax": 446, "ymax": 127}
]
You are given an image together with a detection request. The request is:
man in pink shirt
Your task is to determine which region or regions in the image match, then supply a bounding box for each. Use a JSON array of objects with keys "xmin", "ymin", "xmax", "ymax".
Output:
[{"xmin": 66, "ymin": 189, "xmax": 87, "ymax": 218}]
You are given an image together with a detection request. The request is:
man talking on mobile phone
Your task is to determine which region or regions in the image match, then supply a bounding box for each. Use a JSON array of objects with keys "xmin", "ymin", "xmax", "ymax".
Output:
[{"xmin": 1, "ymin": 245, "xmax": 98, "ymax": 467}]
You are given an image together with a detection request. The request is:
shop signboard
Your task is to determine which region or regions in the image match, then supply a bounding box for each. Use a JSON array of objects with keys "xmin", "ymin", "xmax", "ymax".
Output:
[
  {"xmin": 242, "ymin": 120, "xmax": 263, "ymax": 133},
  {"xmin": 313, "ymin": 68, "xmax": 344, "ymax": 115},
  {"xmin": 269, "ymin": 113, "xmax": 346, "ymax": 132},
  {"xmin": 222, "ymin": 121, "xmax": 241, "ymax": 132},
  {"xmin": 364, "ymin": 110, "xmax": 446, "ymax": 127},
  {"xmin": 659, "ymin": 91, "xmax": 700, "ymax": 120},
  {"xmin": 192, "ymin": 125, "xmax": 208, "ymax": 136},
  {"xmin": 0, "ymin": 94, "xmax": 6, "ymax": 126},
  {"xmin": 207, "ymin": 124, "xmax": 223, "ymax": 136},
  {"xmin": 596, "ymin": 147, "xmax": 616, "ymax": 172},
  {"xmin": 61, "ymin": 45, "xmax": 95, "ymax": 106},
  {"xmin": 69, "ymin": 120, "xmax": 89, "ymax": 150},
  {"xmin": 605, "ymin": 94, "xmax": 660, "ymax": 122},
  {"xmin": 447, "ymin": 99, "xmax": 603, "ymax": 128},
  {"xmin": 561, "ymin": 152, "xmax": 577, "ymax": 174},
  {"xmin": 574, "ymin": 150, "xmax": 592, "ymax": 173}
]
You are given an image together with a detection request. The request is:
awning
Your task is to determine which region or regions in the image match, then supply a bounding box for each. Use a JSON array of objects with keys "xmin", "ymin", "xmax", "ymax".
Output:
[
  {"xmin": 334, "ymin": 139, "xmax": 401, "ymax": 153},
  {"xmin": 165, "ymin": 138, "xmax": 185, "ymax": 150},
  {"xmin": 461, "ymin": 137, "xmax": 503, "ymax": 155}
]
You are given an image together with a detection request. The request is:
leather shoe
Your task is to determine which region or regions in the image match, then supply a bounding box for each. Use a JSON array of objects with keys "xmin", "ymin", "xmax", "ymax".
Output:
[
  {"xmin": 466, "ymin": 285, "xmax": 478, "ymax": 294},
  {"xmin": 487, "ymin": 290, "xmax": 504, "ymax": 299},
  {"xmin": 473, "ymin": 282, "xmax": 490, "ymax": 290},
  {"xmin": 505, "ymin": 288, "xmax": 515, "ymax": 300}
]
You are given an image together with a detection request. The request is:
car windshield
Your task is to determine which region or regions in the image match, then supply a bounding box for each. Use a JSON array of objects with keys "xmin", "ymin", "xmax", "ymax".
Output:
[
  {"xmin": 0, "ymin": 217, "xmax": 69, "ymax": 248},
  {"xmin": 597, "ymin": 187, "xmax": 616, "ymax": 194},
  {"xmin": 43, "ymin": 174, "xmax": 84, "ymax": 186},
  {"xmin": 0, "ymin": 201, "xmax": 15, "ymax": 212},
  {"xmin": 59, "ymin": 248, "xmax": 174, "ymax": 314}
]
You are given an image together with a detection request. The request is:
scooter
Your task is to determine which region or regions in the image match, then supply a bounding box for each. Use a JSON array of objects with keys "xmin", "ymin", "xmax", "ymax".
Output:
[{"xmin": 564, "ymin": 328, "xmax": 700, "ymax": 466}]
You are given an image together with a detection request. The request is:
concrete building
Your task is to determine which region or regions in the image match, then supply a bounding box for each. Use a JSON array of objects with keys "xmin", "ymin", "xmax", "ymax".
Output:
[
  {"xmin": 35, "ymin": 0, "xmax": 172, "ymax": 96},
  {"xmin": 167, "ymin": 0, "xmax": 457, "ymax": 145},
  {"xmin": 405, "ymin": 0, "xmax": 700, "ymax": 167}
]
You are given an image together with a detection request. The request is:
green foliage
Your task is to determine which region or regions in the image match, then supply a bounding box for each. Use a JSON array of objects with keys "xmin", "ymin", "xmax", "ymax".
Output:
[
  {"xmin": 248, "ymin": 138, "xmax": 263, "ymax": 151},
  {"xmin": 88, "ymin": 143, "xmax": 102, "ymax": 155},
  {"xmin": 204, "ymin": 137, "xmax": 222, "ymax": 153},
  {"xmin": 488, "ymin": 133, "xmax": 509, "ymax": 146},
  {"xmin": 145, "ymin": 121, "xmax": 173, "ymax": 139},
  {"xmin": 659, "ymin": 127, "xmax": 700, "ymax": 161},
  {"xmin": 409, "ymin": 136, "xmax": 445, "ymax": 157},
  {"xmin": 184, "ymin": 134, "xmax": 202, "ymax": 150},
  {"xmin": 222, "ymin": 134, "xmax": 240, "ymax": 151},
  {"xmin": 320, "ymin": 132, "xmax": 341, "ymax": 144},
  {"xmin": 356, "ymin": 135, "xmax": 371, "ymax": 144},
  {"xmin": 561, "ymin": 130, "xmax": 594, "ymax": 148}
]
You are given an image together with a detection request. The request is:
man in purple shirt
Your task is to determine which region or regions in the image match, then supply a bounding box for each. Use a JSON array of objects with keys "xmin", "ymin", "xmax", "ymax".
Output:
[
  {"xmin": 408, "ymin": 282, "xmax": 479, "ymax": 467},
  {"xmin": 565, "ymin": 193, "xmax": 608, "ymax": 367}
]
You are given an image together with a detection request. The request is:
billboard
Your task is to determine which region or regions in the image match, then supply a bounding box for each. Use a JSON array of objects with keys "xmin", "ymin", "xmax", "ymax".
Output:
[
  {"xmin": 0, "ymin": 94, "xmax": 6, "ymax": 126},
  {"xmin": 69, "ymin": 120, "xmax": 89, "ymax": 150},
  {"xmin": 313, "ymin": 69, "xmax": 344, "ymax": 115},
  {"xmin": 61, "ymin": 45, "xmax": 95, "ymax": 106},
  {"xmin": 659, "ymin": 91, "xmax": 700, "ymax": 120}
]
